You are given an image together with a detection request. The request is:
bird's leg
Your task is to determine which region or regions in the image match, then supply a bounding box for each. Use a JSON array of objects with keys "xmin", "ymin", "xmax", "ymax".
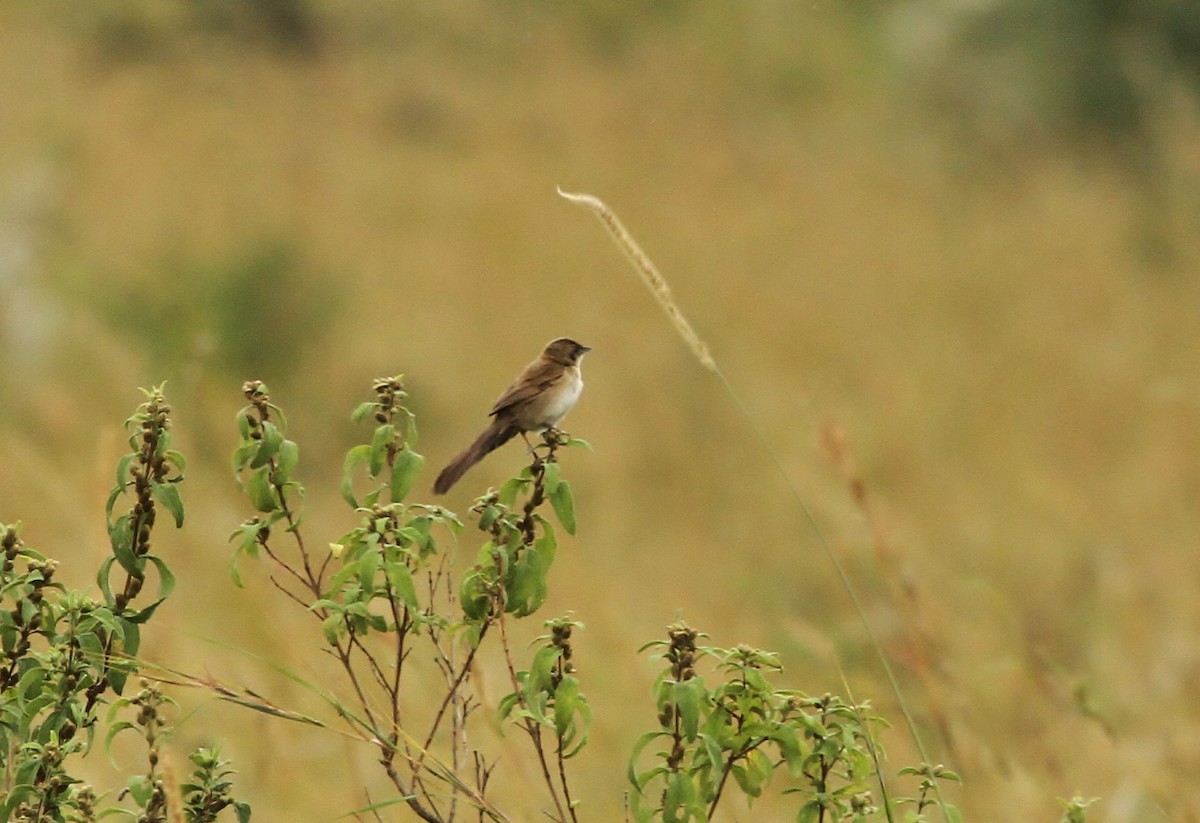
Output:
[{"xmin": 521, "ymin": 430, "xmax": 549, "ymax": 474}]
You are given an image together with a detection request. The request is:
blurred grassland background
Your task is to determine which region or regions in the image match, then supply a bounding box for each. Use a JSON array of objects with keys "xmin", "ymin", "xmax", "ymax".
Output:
[{"xmin": 3, "ymin": 0, "xmax": 1200, "ymax": 820}]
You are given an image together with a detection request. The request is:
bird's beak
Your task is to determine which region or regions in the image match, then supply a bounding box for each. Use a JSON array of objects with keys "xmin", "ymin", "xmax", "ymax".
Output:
[{"xmin": 580, "ymin": 344, "xmax": 593, "ymax": 353}]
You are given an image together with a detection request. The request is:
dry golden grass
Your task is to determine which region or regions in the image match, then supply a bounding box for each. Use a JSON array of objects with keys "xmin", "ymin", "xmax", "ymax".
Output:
[{"xmin": 3, "ymin": 3, "xmax": 1200, "ymax": 820}]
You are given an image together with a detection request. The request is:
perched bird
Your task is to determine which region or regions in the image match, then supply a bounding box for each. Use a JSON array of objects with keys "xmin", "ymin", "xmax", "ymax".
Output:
[{"xmin": 433, "ymin": 337, "xmax": 591, "ymax": 494}]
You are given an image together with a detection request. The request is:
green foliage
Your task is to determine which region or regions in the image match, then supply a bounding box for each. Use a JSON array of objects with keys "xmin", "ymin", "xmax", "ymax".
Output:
[
  {"xmin": 628, "ymin": 623, "xmax": 962, "ymax": 823},
  {"xmin": 105, "ymin": 683, "xmax": 251, "ymax": 823},
  {"xmin": 1, "ymin": 386, "xmax": 250, "ymax": 822},
  {"xmin": 1057, "ymin": 795, "xmax": 1100, "ymax": 823},
  {"xmin": 228, "ymin": 380, "xmax": 304, "ymax": 584},
  {"xmin": 458, "ymin": 429, "xmax": 583, "ymax": 626},
  {"xmin": 922, "ymin": 0, "xmax": 1200, "ymax": 187},
  {"xmin": 180, "ymin": 748, "xmax": 253, "ymax": 823},
  {"xmin": 498, "ymin": 616, "xmax": 592, "ymax": 817},
  {"xmin": 895, "ymin": 764, "xmax": 963, "ymax": 823},
  {"xmin": 344, "ymin": 377, "xmax": 424, "ymax": 508},
  {"xmin": 4, "ymin": 377, "xmax": 1072, "ymax": 822},
  {"xmin": 81, "ymin": 242, "xmax": 340, "ymax": 382},
  {"xmin": 226, "ymin": 377, "xmax": 593, "ymax": 822}
]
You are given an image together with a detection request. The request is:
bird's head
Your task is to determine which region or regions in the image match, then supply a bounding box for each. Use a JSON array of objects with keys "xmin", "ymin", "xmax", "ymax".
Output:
[{"xmin": 543, "ymin": 338, "xmax": 591, "ymax": 365}]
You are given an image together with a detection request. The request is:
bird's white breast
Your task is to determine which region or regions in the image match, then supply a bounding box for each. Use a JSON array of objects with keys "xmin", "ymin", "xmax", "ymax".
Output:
[{"xmin": 540, "ymin": 369, "xmax": 583, "ymax": 426}]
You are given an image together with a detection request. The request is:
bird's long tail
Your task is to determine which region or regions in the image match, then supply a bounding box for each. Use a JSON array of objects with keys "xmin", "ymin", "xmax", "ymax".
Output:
[{"xmin": 433, "ymin": 419, "xmax": 519, "ymax": 494}]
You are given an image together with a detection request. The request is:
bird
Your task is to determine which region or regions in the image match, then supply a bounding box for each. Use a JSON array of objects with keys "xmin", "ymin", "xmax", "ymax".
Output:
[{"xmin": 433, "ymin": 337, "xmax": 591, "ymax": 495}]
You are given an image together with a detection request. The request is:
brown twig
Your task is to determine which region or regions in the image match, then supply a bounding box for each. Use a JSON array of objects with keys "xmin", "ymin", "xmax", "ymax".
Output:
[{"xmin": 498, "ymin": 614, "xmax": 567, "ymax": 822}]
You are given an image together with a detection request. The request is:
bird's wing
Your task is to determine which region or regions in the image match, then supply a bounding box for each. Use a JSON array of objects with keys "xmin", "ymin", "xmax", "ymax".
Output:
[{"xmin": 488, "ymin": 358, "xmax": 563, "ymax": 417}]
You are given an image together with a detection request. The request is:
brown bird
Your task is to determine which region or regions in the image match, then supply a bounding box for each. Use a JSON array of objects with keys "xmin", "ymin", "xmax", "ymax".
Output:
[{"xmin": 433, "ymin": 337, "xmax": 591, "ymax": 494}]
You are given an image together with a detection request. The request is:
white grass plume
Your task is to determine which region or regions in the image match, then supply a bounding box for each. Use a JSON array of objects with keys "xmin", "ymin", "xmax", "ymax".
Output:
[
  {"xmin": 559, "ymin": 186, "xmax": 951, "ymax": 814},
  {"xmin": 557, "ymin": 187, "xmax": 716, "ymax": 373}
]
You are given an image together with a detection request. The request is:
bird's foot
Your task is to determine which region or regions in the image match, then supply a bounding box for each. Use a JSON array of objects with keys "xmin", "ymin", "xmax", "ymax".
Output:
[{"xmin": 541, "ymin": 427, "xmax": 570, "ymax": 448}]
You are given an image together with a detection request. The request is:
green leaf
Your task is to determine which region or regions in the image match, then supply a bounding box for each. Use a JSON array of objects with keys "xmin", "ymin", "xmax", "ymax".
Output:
[
  {"xmin": 554, "ymin": 675, "xmax": 580, "ymax": 738},
  {"xmin": 340, "ymin": 444, "xmax": 372, "ymax": 508},
  {"xmin": 276, "ymin": 438, "xmax": 300, "ymax": 483},
  {"xmin": 389, "ymin": 445, "xmax": 424, "ymax": 503},
  {"xmin": 97, "ymin": 556, "xmax": 116, "ymax": 607},
  {"xmin": 1, "ymin": 788, "xmax": 33, "ymax": 821},
  {"xmin": 407, "ymin": 514, "xmax": 438, "ymax": 556},
  {"xmin": 743, "ymin": 667, "xmax": 771, "ymax": 692},
  {"xmin": 15, "ymin": 666, "xmax": 47, "ymax": 701},
  {"xmin": 536, "ymin": 519, "xmax": 557, "ymax": 555},
  {"xmin": 351, "ymin": 401, "xmax": 378, "ymax": 424},
  {"xmin": 68, "ymin": 634, "xmax": 100, "ymax": 672},
  {"xmin": 250, "ymin": 420, "xmax": 285, "ymax": 469},
  {"xmin": 731, "ymin": 761, "xmax": 760, "ymax": 797},
  {"xmin": 797, "ymin": 799, "xmax": 821, "ymax": 823},
  {"xmin": 164, "ymin": 448, "xmax": 187, "ymax": 475},
  {"xmin": 628, "ymin": 731, "xmax": 667, "ymax": 789},
  {"xmin": 227, "ymin": 521, "xmax": 268, "ymax": 588},
  {"xmin": 749, "ymin": 747, "xmax": 774, "ymax": 796},
  {"xmin": 126, "ymin": 774, "xmax": 154, "ymax": 806},
  {"xmin": 123, "ymin": 596, "xmax": 165, "ymax": 625},
  {"xmin": 146, "ymin": 554, "xmax": 176, "ymax": 601},
  {"xmin": 387, "ymin": 563, "xmax": 419, "ymax": 611},
  {"xmin": 460, "ymin": 571, "xmax": 491, "ymax": 622},
  {"xmin": 529, "ymin": 646, "xmax": 561, "ymax": 693},
  {"xmin": 673, "ymin": 678, "xmax": 706, "ymax": 742},
  {"xmin": 268, "ymin": 401, "xmax": 288, "ymax": 432},
  {"xmin": 774, "ymin": 726, "xmax": 805, "ymax": 777},
  {"xmin": 697, "ymin": 732, "xmax": 723, "ymax": 773},
  {"xmin": 498, "ymin": 475, "xmax": 526, "ymax": 508},
  {"xmin": 117, "ymin": 617, "xmax": 141, "ymax": 656},
  {"xmin": 236, "ymin": 409, "xmax": 253, "ymax": 439},
  {"xmin": 561, "ymin": 695, "xmax": 591, "ymax": 757},
  {"xmin": 111, "ymin": 452, "xmax": 134, "ymax": 497},
  {"xmin": 358, "ymin": 546, "xmax": 381, "ymax": 590},
  {"xmin": 104, "ymin": 720, "xmax": 138, "ymax": 758},
  {"xmin": 369, "ymin": 424, "xmax": 395, "ymax": 476},
  {"xmin": 322, "ymin": 614, "xmax": 343, "ymax": 645},
  {"xmin": 663, "ymin": 771, "xmax": 697, "ymax": 823},
  {"xmin": 521, "ymin": 691, "xmax": 551, "ymax": 726},
  {"xmin": 498, "ymin": 691, "xmax": 521, "ymax": 722},
  {"xmin": 108, "ymin": 516, "xmax": 143, "ymax": 578},
  {"xmin": 478, "ymin": 504, "xmax": 501, "ymax": 532},
  {"xmin": 247, "ymin": 467, "xmax": 280, "ymax": 512},
  {"xmin": 329, "ymin": 553, "xmax": 361, "ymax": 590},
  {"xmin": 541, "ymin": 461, "xmax": 561, "ymax": 495},
  {"xmin": 104, "ymin": 486, "xmax": 125, "ymax": 525},
  {"xmin": 402, "ymin": 407, "xmax": 418, "ymax": 444},
  {"xmin": 550, "ymin": 479, "xmax": 576, "ymax": 535},
  {"xmin": 231, "ymin": 442, "xmax": 253, "ymax": 475},
  {"xmin": 505, "ymin": 538, "xmax": 554, "ymax": 617},
  {"xmin": 150, "ymin": 481, "xmax": 185, "ymax": 528},
  {"xmin": 107, "ymin": 623, "xmax": 139, "ymax": 693}
]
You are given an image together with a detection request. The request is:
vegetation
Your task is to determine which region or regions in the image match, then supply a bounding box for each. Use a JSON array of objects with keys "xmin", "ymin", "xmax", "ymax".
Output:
[
  {"xmin": 1, "ymin": 381, "xmax": 962, "ymax": 822},
  {"xmin": 2, "ymin": 2, "xmax": 1198, "ymax": 820}
]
